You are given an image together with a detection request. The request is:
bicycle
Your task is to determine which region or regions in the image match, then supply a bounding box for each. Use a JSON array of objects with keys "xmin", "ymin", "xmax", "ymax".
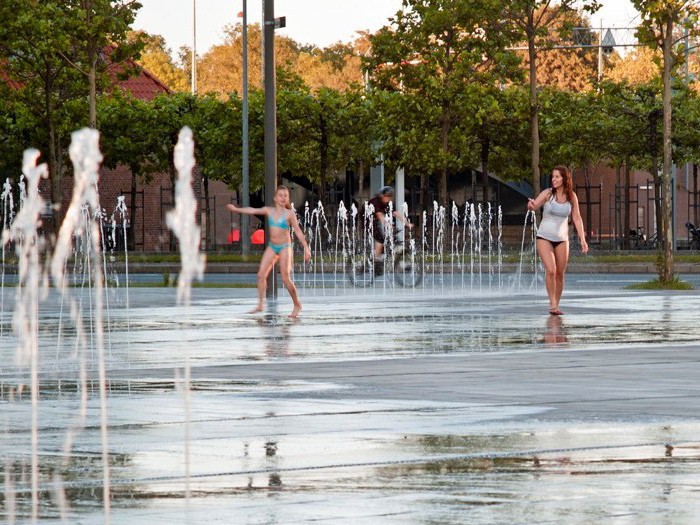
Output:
[
  {"xmin": 346, "ymin": 234, "xmax": 423, "ymax": 288},
  {"xmin": 686, "ymin": 222, "xmax": 700, "ymax": 250},
  {"xmin": 629, "ymin": 227, "xmax": 647, "ymax": 250}
]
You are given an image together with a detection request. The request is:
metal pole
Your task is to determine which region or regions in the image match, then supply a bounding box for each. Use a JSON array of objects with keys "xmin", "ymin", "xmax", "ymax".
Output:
[
  {"xmin": 263, "ymin": 0, "xmax": 277, "ymax": 298},
  {"xmin": 261, "ymin": 0, "xmax": 265, "ymax": 88},
  {"xmin": 191, "ymin": 0, "xmax": 197, "ymax": 94},
  {"xmin": 598, "ymin": 20, "xmax": 603, "ymax": 83},
  {"xmin": 241, "ymin": 0, "xmax": 250, "ymax": 255},
  {"xmin": 686, "ymin": 24, "xmax": 690, "ymax": 190}
]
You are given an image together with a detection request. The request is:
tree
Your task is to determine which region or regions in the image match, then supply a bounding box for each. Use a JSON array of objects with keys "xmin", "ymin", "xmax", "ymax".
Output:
[
  {"xmin": 128, "ymin": 31, "xmax": 189, "ymax": 92},
  {"xmin": 460, "ymin": 85, "xmax": 529, "ymax": 207},
  {"xmin": 64, "ymin": 0, "xmax": 144, "ymax": 128},
  {"xmin": 518, "ymin": 10, "xmax": 600, "ymax": 92},
  {"xmin": 0, "ymin": 0, "xmax": 87, "ymax": 227},
  {"xmin": 631, "ymin": 0, "xmax": 700, "ymax": 283},
  {"xmin": 98, "ymin": 92, "xmax": 161, "ymax": 249},
  {"xmin": 502, "ymin": 0, "xmax": 600, "ymax": 197},
  {"xmin": 197, "ymin": 23, "xmax": 300, "ymax": 96},
  {"xmin": 608, "ymin": 47, "xmax": 661, "ymax": 85},
  {"xmin": 369, "ymin": 0, "xmax": 521, "ymax": 206}
]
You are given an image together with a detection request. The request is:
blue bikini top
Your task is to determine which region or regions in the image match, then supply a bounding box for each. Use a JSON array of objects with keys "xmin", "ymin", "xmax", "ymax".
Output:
[{"xmin": 267, "ymin": 209, "xmax": 289, "ymax": 229}]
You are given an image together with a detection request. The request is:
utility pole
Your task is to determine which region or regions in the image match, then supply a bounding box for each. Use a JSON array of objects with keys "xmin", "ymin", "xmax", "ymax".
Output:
[
  {"xmin": 263, "ymin": 0, "xmax": 281, "ymax": 298},
  {"xmin": 598, "ymin": 20, "xmax": 603, "ymax": 83},
  {"xmin": 261, "ymin": 0, "xmax": 265, "ymax": 88},
  {"xmin": 241, "ymin": 1, "xmax": 250, "ymax": 255},
  {"xmin": 191, "ymin": 0, "xmax": 197, "ymax": 94}
]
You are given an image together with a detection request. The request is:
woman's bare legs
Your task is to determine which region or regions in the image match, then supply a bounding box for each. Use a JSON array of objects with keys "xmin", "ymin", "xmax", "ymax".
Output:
[
  {"xmin": 553, "ymin": 241, "xmax": 569, "ymax": 312},
  {"xmin": 536, "ymin": 239, "xmax": 558, "ymax": 313},
  {"xmin": 278, "ymin": 246, "xmax": 302, "ymax": 318},
  {"xmin": 252, "ymin": 247, "xmax": 278, "ymax": 313}
]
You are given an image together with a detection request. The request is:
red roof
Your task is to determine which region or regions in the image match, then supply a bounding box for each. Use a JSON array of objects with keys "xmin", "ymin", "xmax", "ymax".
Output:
[
  {"xmin": 1, "ymin": 47, "xmax": 170, "ymax": 101},
  {"xmin": 105, "ymin": 45, "xmax": 170, "ymax": 100},
  {"xmin": 0, "ymin": 61, "xmax": 22, "ymax": 90}
]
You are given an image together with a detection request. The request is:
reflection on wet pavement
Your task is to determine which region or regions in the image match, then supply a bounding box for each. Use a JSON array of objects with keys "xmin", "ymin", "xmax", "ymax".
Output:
[{"xmin": 2, "ymin": 281, "xmax": 700, "ymax": 522}]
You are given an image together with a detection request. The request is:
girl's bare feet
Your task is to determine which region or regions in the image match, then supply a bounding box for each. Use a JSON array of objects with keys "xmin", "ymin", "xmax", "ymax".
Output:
[
  {"xmin": 289, "ymin": 304, "xmax": 302, "ymax": 318},
  {"xmin": 249, "ymin": 304, "xmax": 263, "ymax": 314}
]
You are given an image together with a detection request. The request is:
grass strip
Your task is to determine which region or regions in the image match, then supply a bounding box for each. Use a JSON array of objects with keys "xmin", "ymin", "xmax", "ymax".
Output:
[{"xmin": 625, "ymin": 278, "xmax": 695, "ymax": 290}]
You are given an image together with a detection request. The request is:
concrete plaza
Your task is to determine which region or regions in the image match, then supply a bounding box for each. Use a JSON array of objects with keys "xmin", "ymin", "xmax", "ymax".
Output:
[{"xmin": 1, "ymin": 275, "xmax": 700, "ymax": 523}]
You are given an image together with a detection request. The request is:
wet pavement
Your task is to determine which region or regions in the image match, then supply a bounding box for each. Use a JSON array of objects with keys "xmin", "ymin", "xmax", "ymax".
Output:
[{"xmin": 1, "ymin": 275, "xmax": 700, "ymax": 523}]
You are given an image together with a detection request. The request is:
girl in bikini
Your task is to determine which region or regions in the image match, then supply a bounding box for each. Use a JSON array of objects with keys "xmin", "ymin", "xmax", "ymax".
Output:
[
  {"xmin": 227, "ymin": 186, "xmax": 311, "ymax": 318},
  {"xmin": 527, "ymin": 166, "xmax": 588, "ymax": 315}
]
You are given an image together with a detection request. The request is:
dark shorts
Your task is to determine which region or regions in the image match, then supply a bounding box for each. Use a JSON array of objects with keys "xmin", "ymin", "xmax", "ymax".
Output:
[
  {"xmin": 373, "ymin": 229, "xmax": 385, "ymax": 244},
  {"xmin": 373, "ymin": 222, "xmax": 385, "ymax": 244},
  {"xmin": 537, "ymin": 236, "xmax": 567, "ymax": 249}
]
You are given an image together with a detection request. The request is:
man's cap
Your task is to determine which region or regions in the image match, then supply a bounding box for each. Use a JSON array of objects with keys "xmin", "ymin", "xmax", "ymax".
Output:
[{"xmin": 379, "ymin": 185, "xmax": 393, "ymax": 196}]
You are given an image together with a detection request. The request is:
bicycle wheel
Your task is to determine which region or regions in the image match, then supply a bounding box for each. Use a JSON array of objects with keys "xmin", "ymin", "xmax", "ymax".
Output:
[
  {"xmin": 394, "ymin": 250, "xmax": 423, "ymax": 287},
  {"xmin": 346, "ymin": 254, "xmax": 375, "ymax": 287}
]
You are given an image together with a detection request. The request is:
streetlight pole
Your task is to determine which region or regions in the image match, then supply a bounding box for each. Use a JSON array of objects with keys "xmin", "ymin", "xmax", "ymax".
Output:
[
  {"xmin": 191, "ymin": 0, "xmax": 197, "ymax": 95},
  {"xmin": 263, "ymin": 0, "xmax": 277, "ymax": 298},
  {"xmin": 241, "ymin": 1, "xmax": 250, "ymax": 255}
]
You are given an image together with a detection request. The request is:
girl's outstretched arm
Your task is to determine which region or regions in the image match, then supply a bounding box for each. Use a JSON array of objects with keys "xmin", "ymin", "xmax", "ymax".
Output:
[
  {"xmin": 289, "ymin": 212, "xmax": 311, "ymax": 261},
  {"xmin": 570, "ymin": 193, "xmax": 589, "ymax": 254},
  {"xmin": 227, "ymin": 204, "xmax": 268, "ymax": 216},
  {"xmin": 526, "ymin": 189, "xmax": 552, "ymax": 212}
]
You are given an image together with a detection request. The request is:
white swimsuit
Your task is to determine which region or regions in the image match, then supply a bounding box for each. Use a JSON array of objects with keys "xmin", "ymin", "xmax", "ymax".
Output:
[{"xmin": 537, "ymin": 193, "xmax": 572, "ymax": 242}]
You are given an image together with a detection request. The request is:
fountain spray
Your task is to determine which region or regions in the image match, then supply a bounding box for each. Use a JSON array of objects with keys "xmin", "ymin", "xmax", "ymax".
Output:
[{"xmin": 166, "ymin": 127, "xmax": 206, "ymax": 501}]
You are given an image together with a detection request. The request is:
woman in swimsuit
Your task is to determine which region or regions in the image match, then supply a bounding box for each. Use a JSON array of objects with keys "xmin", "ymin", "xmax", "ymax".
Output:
[
  {"xmin": 227, "ymin": 186, "xmax": 311, "ymax": 318},
  {"xmin": 527, "ymin": 166, "xmax": 588, "ymax": 315}
]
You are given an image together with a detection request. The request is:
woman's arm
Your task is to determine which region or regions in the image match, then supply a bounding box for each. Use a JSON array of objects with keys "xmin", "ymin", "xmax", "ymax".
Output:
[
  {"xmin": 289, "ymin": 212, "xmax": 311, "ymax": 261},
  {"xmin": 227, "ymin": 204, "xmax": 268, "ymax": 216},
  {"xmin": 570, "ymin": 193, "xmax": 589, "ymax": 254},
  {"xmin": 527, "ymin": 189, "xmax": 552, "ymax": 211}
]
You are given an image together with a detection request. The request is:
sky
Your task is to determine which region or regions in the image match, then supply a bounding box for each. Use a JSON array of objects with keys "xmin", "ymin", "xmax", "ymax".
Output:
[{"xmin": 132, "ymin": 0, "xmax": 642, "ymax": 57}]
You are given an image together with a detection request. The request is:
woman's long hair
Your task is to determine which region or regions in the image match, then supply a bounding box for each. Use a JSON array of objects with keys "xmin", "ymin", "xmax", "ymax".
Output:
[
  {"xmin": 553, "ymin": 165, "xmax": 575, "ymax": 203},
  {"xmin": 275, "ymin": 185, "xmax": 292, "ymax": 210}
]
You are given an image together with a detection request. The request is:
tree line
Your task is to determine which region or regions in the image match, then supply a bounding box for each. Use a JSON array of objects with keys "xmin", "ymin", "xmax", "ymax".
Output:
[{"xmin": 2, "ymin": 0, "xmax": 700, "ymax": 282}]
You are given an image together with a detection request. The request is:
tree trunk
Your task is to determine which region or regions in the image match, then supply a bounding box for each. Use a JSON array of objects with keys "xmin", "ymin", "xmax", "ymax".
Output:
[
  {"xmin": 480, "ymin": 136, "xmax": 490, "ymax": 208},
  {"xmin": 46, "ymin": 74, "xmax": 61, "ymax": 235},
  {"xmin": 203, "ymin": 175, "xmax": 210, "ymax": 250},
  {"xmin": 420, "ymin": 173, "xmax": 429, "ymax": 210},
  {"xmin": 440, "ymin": 103, "xmax": 449, "ymax": 205},
  {"xmin": 528, "ymin": 31, "xmax": 541, "ymax": 197},
  {"xmin": 319, "ymin": 116, "xmax": 328, "ymax": 202},
  {"xmin": 358, "ymin": 159, "xmax": 364, "ymax": 201},
  {"xmin": 661, "ymin": 19, "xmax": 675, "ymax": 283},
  {"xmin": 129, "ymin": 171, "xmax": 137, "ymax": 251},
  {"xmin": 624, "ymin": 159, "xmax": 631, "ymax": 250},
  {"xmin": 168, "ymin": 154, "xmax": 177, "ymax": 252},
  {"xmin": 89, "ymin": 50, "xmax": 97, "ymax": 129}
]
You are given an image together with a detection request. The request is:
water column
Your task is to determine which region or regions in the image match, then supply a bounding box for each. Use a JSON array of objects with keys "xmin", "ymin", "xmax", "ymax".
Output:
[
  {"xmin": 114, "ymin": 196, "xmax": 130, "ymax": 361},
  {"xmin": 451, "ymin": 202, "xmax": 458, "ymax": 288},
  {"xmin": 10, "ymin": 150, "xmax": 47, "ymax": 523},
  {"xmin": 498, "ymin": 206, "xmax": 503, "ymax": 289},
  {"xmin": 166, "ymin": 126, "xmax": 206, "ymax": 500},
  {"xmin": 335, "ymin": 202, "xmax": 348, "ymax": 290},
  {"xmin": 50, "ymin": 129, "xmax": 111, "ymax": 523},
  {"xmin": 1, "ymin": 179, "xmax": 14, "ymax": 339}
]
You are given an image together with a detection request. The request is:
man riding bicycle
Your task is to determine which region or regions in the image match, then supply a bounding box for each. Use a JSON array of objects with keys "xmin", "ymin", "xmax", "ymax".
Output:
[{"xmin": 366, "ymin": 186, "xmax": 413, "ymax": 258}]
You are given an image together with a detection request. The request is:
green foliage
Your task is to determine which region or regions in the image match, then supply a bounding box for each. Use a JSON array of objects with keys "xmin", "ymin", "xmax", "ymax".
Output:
[
  {"xmin": 367, "ymin": 0, "xmax": 522, "ymax": 203},
  {"xmin": 625, "ymin": 277, "xmax": 694, "ymax": 290}
]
